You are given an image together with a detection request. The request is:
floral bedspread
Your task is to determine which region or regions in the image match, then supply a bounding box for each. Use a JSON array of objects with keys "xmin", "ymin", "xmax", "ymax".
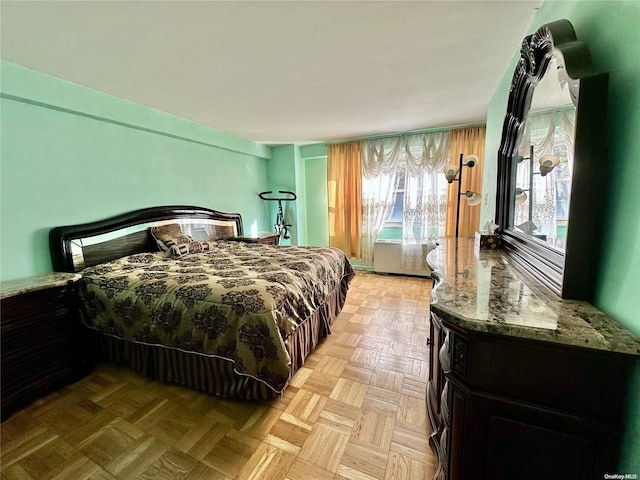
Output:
[{"xmin": 79, "ymin": 241, "xmax": 354, "ymax": 392}]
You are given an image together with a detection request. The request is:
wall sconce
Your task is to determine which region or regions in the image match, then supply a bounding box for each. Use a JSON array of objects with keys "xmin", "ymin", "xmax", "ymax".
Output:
[
  {"xmin": 512, "ymin": 146, "xmax": 560, "ymax": 243},
  {"xmin": 444, "ymin": 165, "xmax": 460, "ymax": 183},
  {"xmin": 464, "ymin": 191, "xmax": 482, "ymax": 206},
  {"xmin": 443, "ymin": 153, "xmax": 481, "ymax": 237},
  {"xmin": 444, "ymin": 155, "xmax": 477, "ymax": 183},
  {"xmin": 519, "ymin": 148, "xmax": 560, "ymax": 177},
  {"xmin": 515, "ymin": 187, "xmax": 528, "ymax": 205},
  {"xmin": 539, "ymin": 155, "xmax": 560, "ymax": 176}
]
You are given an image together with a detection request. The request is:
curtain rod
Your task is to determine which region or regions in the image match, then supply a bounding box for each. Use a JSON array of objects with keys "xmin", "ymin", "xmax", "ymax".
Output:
[{"xmin": 324, "ymin": 121, "xmax": 486, "ymax": 145}]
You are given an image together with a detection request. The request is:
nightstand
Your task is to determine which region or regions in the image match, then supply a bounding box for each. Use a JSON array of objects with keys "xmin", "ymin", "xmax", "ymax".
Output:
[
  {"xmin": 1, "ymin": 272, "xmax": 92, "ymax": 421},
  {"xmin": 227, "ymin": 232, "xmax": 281, "ymax": 246}
]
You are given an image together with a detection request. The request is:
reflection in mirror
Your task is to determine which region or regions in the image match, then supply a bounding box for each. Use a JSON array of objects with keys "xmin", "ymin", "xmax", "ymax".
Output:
[
  {"xmin": 64, "ymin": 218, "xmax": 239, "ymax": 272},
  {"xmin": 511, "ymin": 55, "xmax": 576, "ymax": 251},
  {"xmin": 496, "ymin": 19, "xmax": 608, "ymax": 300}
]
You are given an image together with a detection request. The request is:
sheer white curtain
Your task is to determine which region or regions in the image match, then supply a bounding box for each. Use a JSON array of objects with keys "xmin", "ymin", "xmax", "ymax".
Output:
[
  {"xmin": 361, "ymin": 137, "xmax": 402, "ymax": 265},
  {"xmin": 515, "ymin": 109, "xmax": 574, "ymax": 245},
  {"xmin": 559, "ymin": 109, "xmax": 576, "ymax": 174},
  {"xmin": 401, "ymin": 132, "xmax": 451, "ymax": 270},
  {"xmin": 515, "ymin": 112, "xmax": 556, "ymax": 240},
  {"xmin": 554, "ymin": 109, "xmax": 576, "ymax": 248}
]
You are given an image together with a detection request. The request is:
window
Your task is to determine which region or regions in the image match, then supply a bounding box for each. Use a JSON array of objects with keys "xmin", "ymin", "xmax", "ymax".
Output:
[
  {"xmin": 514, "ymin": 118, "xmax": 573, "ymax": 249},
  {"xmin": 387, "ymin": 167, "xmax": 405, "ymax": 224},
  {"xmin": 365, "ymin": 132, "xmax": 454, "ymax": 246},
  {"xmin": 383, "ymin": 147, "xmax": 449, "ymax": 240}
]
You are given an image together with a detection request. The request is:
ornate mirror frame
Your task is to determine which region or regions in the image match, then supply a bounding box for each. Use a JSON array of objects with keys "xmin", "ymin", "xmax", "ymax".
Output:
[{"xmin": 496, "ymin": 19, "xmax": 608, "ymax": 301}]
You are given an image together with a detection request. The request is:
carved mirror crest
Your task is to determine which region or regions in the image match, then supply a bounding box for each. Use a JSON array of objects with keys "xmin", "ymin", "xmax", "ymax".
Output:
[{"xmin": 496, "ymin": 19, "xmax": 608, "ymax": 301}]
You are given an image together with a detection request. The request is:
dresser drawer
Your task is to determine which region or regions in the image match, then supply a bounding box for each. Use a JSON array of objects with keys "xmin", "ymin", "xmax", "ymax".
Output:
[
  {"xmin": 227, "ymin": 234, "xmax": 281, "ymax": 246},
  {"xmin": 1, "ymin": 310, "xmax": 76, "ymax": 361},
  {"xmin": 1, "ymin": 273, "xmax": 89, "ymax": 421},
  {"xmin": 257, "ymin": 233, "xmax": 280, "ymax": 245},
  {"xmin": 2, "ymin": 340, "xmax": 75, "ymax": 389},
  {"xmin": 1, "ymin": 286, "xmax": 71, "ymax": 324}
]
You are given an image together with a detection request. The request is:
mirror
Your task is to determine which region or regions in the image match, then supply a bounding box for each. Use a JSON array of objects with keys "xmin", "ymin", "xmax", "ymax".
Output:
[
  {"xmin": 496, "ymin": 19, "xmax": 608, "ymax": 301},
  {"xmin": 512, "ymin": 54, "xmax": 576, "ymax": 251},
  {"xmin": 67, "ymin": 218, "xmax": 239, "ymax": 272}
]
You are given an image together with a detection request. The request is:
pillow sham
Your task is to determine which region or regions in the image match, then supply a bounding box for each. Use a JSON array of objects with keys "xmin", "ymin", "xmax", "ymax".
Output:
[
  {"xmin": 169, "ymin": 240, "xmax": 218, "ymax": 258},
  {"xmin": 151, "ymin": 223, "xmax": 194, "ymax": 252}
]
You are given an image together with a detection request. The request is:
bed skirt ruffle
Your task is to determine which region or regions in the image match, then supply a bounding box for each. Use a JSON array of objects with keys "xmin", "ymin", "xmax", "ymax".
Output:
[{"xmin": 91, "ymin": 275, "xmax": 351, "ymax": 400}]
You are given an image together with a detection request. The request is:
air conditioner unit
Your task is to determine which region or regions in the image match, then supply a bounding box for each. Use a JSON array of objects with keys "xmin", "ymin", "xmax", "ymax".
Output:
[{"xmin": 373, "ymin": 240, "xmax": 434, "ymax": 277}]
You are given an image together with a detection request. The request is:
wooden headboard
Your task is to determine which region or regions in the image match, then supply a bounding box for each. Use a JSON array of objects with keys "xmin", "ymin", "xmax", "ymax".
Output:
[{"xmin": 50, "ymin": 205, "xmax": 244, "ymax": 272}]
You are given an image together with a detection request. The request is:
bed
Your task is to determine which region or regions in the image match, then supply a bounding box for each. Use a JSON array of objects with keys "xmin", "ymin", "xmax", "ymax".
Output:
[{"xmin": 49, "ymin": 205, "xmax": 354, "ymax": 400}]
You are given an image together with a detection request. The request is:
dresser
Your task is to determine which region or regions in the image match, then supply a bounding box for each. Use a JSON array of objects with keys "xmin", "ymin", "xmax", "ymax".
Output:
[
  {"xmin": 1, "ymin": 273, "xmax": 91, "ymax": 421},
  {"xmin": 427, "ymin": 239, "xmax": 640, "ymax": 480}
]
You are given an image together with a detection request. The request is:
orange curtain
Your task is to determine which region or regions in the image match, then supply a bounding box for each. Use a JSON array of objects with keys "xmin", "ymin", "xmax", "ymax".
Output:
[
  {"xmin": 327, "ymin": 142, "xmax": 363, "ymax": 258},
  {"xmin": 446, "ymin": 126, "xmax": 486, "ymax": 237}
]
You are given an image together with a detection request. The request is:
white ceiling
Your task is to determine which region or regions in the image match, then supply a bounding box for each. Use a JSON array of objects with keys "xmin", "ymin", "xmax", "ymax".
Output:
[{"xmin": 0, "ymin": 1, "xmax": 541, "ymax": 145}]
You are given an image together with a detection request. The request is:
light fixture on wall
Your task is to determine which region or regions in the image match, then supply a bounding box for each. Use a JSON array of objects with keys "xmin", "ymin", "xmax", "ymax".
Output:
[
  {"xmin": 464, "ymin": 191, "xmax": 482, "ymax": 207},
  {"xmin": 444, "ymin": 165, "xmax": 460, "ymax": 183},
  {"xmin": 514, "ymin": 151, "xmax": 539, "ymax": 236},
  {"xmin": 443, "ymin": 154, "xmax": 481, "ymax": 237},
  {"xmin": 518, "ymin": 149, "xmax": 560, "ymax": 177},
  {"xmin": 515, "ymin": 187, "xmax": 528, "ymax": 205},
  {"xmin": 513, "ymin": 148, "xmax": 560, "ymax": 241},
  {"xmin": 539, "ymin": 155, "xmax": 560, "ymax": 176}
]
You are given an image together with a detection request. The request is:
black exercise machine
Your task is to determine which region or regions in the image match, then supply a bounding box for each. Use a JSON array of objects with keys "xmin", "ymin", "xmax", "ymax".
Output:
[{"xmin": 258, "ymin": 190, "xmax": 297, "ymax": 241}]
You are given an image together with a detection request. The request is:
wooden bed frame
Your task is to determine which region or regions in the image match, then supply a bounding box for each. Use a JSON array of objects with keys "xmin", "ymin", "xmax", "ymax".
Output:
[
  {"xmin": 50, "ymin": 205, "xmax": 244, "ymax": 272},
  {"xmin": 49, "ymin": 205, "xmax": 350, "ymax": 400}
]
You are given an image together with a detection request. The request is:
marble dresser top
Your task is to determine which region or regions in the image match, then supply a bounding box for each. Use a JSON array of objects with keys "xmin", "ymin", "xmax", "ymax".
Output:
[
  {"xmin": 428, "ymin": 238, "xmax": 640, "ymax": 355},
  {"xmin": 0, "ymin": 272, "xmax": 81, "ymax": 300}
]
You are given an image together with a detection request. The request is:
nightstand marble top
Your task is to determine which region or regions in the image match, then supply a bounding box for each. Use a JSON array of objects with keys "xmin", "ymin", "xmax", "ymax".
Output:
[
  {"xmin": 428, "ymin": 238, "xmax": 640, "ymax": 355},
  {"xmin": 0, "ymin": 272, "xmax": 81, "ymax": 300}
]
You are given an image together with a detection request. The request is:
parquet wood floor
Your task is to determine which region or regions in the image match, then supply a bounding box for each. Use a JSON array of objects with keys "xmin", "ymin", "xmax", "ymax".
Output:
[{"xmin": 1, "ymin": 271, "xmax": 436, "ymax": 480}]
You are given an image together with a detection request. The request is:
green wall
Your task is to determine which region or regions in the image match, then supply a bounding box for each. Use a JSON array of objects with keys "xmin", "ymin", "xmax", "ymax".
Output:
[
  {"xmin": 266, "ymin": 143, "xmax": 330, "ymax": 247},
  {"xmin": 267, "ymin": 145, "xmax": 300, "ymax": 246},
  {"xmin": 301, "ymin": 144, "xmax": 329, "ymax": 247},
  {"xmin": 482, "ymin": 1, "xmax": 640, "ymax": 469},
  {"xmin": 301, "ymin": 157, "xmax": 329, "ymax": 246},
  {"xmin": 0, "ymin": 61, "xmax": 272, "ymax": 281},
  {"xmin": 294, "ymin": 147, "xmax": 307, "ymax": 246}
]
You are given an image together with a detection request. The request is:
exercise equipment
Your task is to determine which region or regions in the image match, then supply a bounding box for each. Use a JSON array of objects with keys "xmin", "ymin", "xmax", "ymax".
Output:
[{"xmin": 258, "ymin": 190, "xmax": 297, "ymax": 240}]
